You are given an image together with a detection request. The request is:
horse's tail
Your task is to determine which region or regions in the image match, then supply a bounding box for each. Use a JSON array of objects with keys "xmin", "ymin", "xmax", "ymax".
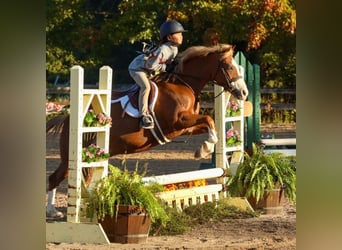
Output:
[{"xmin": 46, "ymin": 115, "xmax": 68, "ymax": 135}]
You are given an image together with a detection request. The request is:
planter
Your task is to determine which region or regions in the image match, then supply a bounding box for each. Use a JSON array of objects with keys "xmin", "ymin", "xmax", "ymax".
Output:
[
  {"xmin": 247, "ymin": 187, "xmax": 285, "ymax": 215},
  {"xmin": 99, "ymin": 205, "xmax": 151, "ymax": 243}
]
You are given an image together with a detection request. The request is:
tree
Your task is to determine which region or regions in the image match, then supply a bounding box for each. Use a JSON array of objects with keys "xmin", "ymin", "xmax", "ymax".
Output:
[{"xmin": 46, "ymin": 0, "xmax": 296, "ymax": 87}]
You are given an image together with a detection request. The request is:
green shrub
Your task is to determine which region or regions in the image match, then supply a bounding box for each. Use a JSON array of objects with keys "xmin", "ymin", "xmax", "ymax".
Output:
[
  {"xmin": 151, "ymin": 199, "xmax": 257, "ymax": 236},
  {"xmin": 151, "ymin": 206, "xmax": 191, "ymax": 236}
]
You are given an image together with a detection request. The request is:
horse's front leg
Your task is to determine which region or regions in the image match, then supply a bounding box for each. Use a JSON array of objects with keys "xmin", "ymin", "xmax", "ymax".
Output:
[{"xmin": 175, "ymin": 112, "xmax": 218, "ymax": 159}]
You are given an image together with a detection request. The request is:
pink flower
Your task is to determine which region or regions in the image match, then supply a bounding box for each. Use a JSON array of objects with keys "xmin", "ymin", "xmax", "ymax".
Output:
[
  {"xmin": 86, "ymin": 151, "xmax": 94, "ymax": 158},
  {"xmin": 82, "ymin": 143, "xmax": 110, "ymax": 163},
  {"xmin": 46, "ymin": 101, "xmax": 63, "ymax": 112},
  {"xmin": 95, "ymin": 112, "xmax": 112, "ymax": 126},
  {"xmin": 226, "ymin": 129, "xmax": 234, "ymax": 138},
  {"xmin": 231, "ymin": 100, "xmax": 239, "ymax": 111},
  {"xmin": 96, "ymin": 148, "xmax": 105, "ymax": 156},
  {"xmin": 226, "ymin": 128, "xmax": 241, "ymax": 146},
  {"xmin": 226, "ymin": 100, "xmax": 241, "ymax": 117}
]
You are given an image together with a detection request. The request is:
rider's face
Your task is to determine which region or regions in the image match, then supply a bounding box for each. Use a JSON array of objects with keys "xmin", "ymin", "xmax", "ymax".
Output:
[{"xmin": 168, "ymin": 32, "xmax": 183, "ymax": 46}]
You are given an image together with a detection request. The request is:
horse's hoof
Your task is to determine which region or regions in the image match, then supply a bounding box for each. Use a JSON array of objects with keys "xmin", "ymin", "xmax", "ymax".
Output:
[
  {"xmin": 46, "ymin": 208, "xmax": 64, "ymax": 218},
  {"xmin": 208, "ymin": 129, "xmax": 218, "ymax": 144},
  {"xmin": 194, "ymin": 141, "xmax": 214, "ymax": 159}
]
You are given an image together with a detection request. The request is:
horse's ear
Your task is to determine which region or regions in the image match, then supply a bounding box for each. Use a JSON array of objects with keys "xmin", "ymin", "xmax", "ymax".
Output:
[{"xmin": 220, "ymin": 44, "xmax": 234, "ymax": 53}]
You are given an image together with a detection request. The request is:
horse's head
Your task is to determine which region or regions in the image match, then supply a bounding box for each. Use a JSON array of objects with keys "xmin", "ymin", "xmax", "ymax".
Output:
[
  {"xmin": 175, "ymin": 44, "xmax": 249, "ymax": 101},
  {"xmin": 211, "ymin": 45, "xmax": 248, "ymax": 100}
]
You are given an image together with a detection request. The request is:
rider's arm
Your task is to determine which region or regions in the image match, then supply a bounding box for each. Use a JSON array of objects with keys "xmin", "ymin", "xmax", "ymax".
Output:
[{"xmin": 144, "ymin": 44, "xmax": 178, "ymax": 73}]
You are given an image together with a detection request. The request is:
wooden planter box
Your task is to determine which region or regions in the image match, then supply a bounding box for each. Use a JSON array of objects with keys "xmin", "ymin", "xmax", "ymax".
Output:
[
  {"xmin": 248, "ymin": 187, "xmax": 285, "ymax": 215},
  {"xmin": 99, "ymin": 205, "xmax": 151, "ymax": 243}
]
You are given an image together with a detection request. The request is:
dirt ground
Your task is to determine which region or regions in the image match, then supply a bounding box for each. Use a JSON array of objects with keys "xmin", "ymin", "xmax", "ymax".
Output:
[{"xmin": 46, "ymin": 127, "xmax": 296, "ymax": 250}]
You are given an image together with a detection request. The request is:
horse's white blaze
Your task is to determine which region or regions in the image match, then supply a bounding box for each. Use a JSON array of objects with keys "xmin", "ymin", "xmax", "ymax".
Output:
[
  {"xmin": 236, "ymin": 78, "xmax": 249, "ymax": 100},
  {"xmin": 232, "ymin": 59, "xmax": 248, "ymax": 100}
]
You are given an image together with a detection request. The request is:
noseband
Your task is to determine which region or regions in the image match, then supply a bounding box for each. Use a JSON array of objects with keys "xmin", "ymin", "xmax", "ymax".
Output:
[{"xmin": 211, "ymin": 60, "xmax": 242, "ymax": 93}]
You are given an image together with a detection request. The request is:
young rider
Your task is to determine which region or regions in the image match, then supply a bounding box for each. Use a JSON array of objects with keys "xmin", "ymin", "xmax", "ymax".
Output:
[{"xmin": 128, "ymin": 20, "xmax": 186, "ymax": 129}]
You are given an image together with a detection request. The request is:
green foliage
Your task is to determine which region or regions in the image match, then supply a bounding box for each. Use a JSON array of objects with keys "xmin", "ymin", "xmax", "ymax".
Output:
[
  {"xmin": 227, "ymin": 143, "xmax": 296, "ymax": 203},
  {"xmin": 151, "ymin": 206, "xmax": 191, "ymax": 236},
  {"xmin": 150, "ymin": 199, "xmax": 256, "ymax": 236},
  {"xmin": 261, "ymin": 108, "xmax": 296, "ymax": 124},
  {"xmin": 46, "ymin": 0, "xmax": 296, "ymax": 89},
  {"xmin": 183, "ymin": 199, "xmax": 256, "ymax": 224},
  {"xmin": 86, "ymin": 164, "xmax": 169, "ymax": 226},
  {"xmin": 183, "ymin": 201, "xmax": 217, "ymax": 224},
  {"xmin": 214, "ymin": 199, "xmax": 257, "ymax": 219},
  {"xmin": 81, "ymin": 144, "xmax": 110, "ymax": 163}
]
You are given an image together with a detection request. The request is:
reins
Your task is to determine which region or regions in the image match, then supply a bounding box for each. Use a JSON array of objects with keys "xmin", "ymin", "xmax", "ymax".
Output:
[
  {"xmin": 173, "ymin": 74, "xmax": 196, "ymax": 95},
  {"xmin": 171, "ymin": 56, "xmax": 242, "ymax": 100}
]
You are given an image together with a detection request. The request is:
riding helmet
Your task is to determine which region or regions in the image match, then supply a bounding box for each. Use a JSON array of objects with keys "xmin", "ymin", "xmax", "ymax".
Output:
[{"xmin": 159, "ymin": 20, "xmax": 186, "ymax": 39}]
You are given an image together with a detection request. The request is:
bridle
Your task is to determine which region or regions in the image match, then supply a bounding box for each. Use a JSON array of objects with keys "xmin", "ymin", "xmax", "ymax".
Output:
[
  {"xmin": 210, "ymin": 55, "xmax": 244, "ymax": 98},
  {"xmin": 212, "ymin": 60, "xmax": 242, "ymax": 92},
  {"xmin": 171, "ymin": 55, "xmax": 243, "ymax": 99}
]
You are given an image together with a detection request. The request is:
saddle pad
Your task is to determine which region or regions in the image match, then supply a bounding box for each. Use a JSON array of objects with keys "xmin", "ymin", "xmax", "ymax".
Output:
[{"xmin": 111, "ymin": 81, "xmax": 159, "ymax": 118}]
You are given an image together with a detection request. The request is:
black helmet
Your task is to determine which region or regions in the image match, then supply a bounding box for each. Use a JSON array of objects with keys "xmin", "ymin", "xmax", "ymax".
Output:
[{"xmin": 159, "ymin": 20, "xmax": 186, "ymax": 39}]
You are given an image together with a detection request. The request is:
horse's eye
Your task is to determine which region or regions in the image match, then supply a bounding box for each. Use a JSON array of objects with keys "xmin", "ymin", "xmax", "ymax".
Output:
[{"xmin": 223, "ymin": 64, "xmax": 233, "ymax": 70}]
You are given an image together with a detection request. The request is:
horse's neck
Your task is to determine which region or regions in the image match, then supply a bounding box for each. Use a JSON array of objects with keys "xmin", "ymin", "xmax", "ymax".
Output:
[
  {"xmin": 172, "ymin": 73, "xmax": 206, "ymax": 98},
  {"xmin": 153, "ymin": 72, "xmax": 206, "ymax": 100},
  {"xmin": 181, "ymin": 76, "xmax": 205, "ymax": 98}
]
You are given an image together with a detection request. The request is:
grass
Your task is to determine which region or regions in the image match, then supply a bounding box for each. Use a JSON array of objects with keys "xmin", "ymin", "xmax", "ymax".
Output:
[{"xmin": 150, "ymin": 198, "xmax": 257, "ymax": 236}]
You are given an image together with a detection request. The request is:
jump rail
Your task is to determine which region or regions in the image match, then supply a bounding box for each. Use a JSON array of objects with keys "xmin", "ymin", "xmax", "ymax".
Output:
[
  {"xmin": 142, "ymin": 168, "xmax": 226, "ymax": 210},
  {"xmin": 261, "ymin": 138, "xmax": 296, "ymax": 156}
]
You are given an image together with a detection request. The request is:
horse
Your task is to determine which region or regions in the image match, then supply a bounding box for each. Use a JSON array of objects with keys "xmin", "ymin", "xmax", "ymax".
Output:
[{"xmin": 46, "ymin": 44, "xmax": 249, "ymax": 217}]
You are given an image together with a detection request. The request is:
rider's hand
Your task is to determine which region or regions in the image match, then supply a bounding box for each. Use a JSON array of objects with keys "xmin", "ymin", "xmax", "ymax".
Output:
[{"xmin": 165, "ymin": 61, "xmax": 177, "ymax": 73}]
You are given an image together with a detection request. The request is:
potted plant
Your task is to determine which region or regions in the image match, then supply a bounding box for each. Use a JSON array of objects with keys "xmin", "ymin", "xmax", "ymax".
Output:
[
  {"xmin": 227, "ymin": 143, "xmax": 296, "ymax": 214},
  {"xmin": 86, "ymin": 164, "xmax": 169, "ymax": 243}
]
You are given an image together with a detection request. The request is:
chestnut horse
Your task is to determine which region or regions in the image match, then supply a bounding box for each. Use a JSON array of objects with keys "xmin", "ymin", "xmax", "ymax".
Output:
[{"xmin": 46, "ymin": 44, "xmax": 248, "ymax": 217}]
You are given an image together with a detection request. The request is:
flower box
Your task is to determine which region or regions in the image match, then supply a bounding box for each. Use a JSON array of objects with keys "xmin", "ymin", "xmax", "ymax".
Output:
[
  {"xmin": 226, "ymin": 100, "xmax": 241, "ymax": 117},
  {"xmin": 226, "ymin": 128, "xmax": 241, "ymax": 147},
  {"xmin": 82, "ymin": 144, "xmax": 110, "ymax": 163},
  {"xmin": 84, "ymin": 109, "xmax": 112, "ymax": 127}
]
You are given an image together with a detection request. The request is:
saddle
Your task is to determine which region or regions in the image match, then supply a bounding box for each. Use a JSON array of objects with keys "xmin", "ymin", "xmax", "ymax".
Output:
[{"xmin": 111, "ymin": 81, "xmax": 158, "ymax": 118}]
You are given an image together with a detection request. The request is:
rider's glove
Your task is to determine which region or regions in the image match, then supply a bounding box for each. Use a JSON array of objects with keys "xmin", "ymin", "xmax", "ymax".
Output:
[{"xmin": 165, "ymin": 61, "xmax": 177, "ymax": 73}]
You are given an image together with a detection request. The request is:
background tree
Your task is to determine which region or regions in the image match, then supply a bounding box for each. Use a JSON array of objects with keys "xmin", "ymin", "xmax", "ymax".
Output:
[{"xmin": 46, "ymin": 0, "xmax": 296, "ymax": 89}]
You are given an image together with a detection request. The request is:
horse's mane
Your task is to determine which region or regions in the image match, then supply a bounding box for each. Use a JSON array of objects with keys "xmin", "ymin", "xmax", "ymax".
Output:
[{"xmin": 175, "ymin": 44, "xmax": 234, "ymax": 73}]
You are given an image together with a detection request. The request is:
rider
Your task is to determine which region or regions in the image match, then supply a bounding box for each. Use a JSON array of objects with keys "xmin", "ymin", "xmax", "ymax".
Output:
[{"xmin": 128, "ymin": 20, "xmax": 186, "ymax": 129}]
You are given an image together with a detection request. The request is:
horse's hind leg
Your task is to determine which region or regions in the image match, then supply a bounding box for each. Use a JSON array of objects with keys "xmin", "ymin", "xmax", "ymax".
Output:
[{"xmin": 46, "ymin": 161, "xmax": 68, "ymax": 217}]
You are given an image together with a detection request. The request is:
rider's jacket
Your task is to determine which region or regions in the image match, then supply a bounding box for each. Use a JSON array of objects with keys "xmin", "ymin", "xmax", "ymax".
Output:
[{"xmin": 128, "ymin": 42, "xmax": 178, "ymax": 74}]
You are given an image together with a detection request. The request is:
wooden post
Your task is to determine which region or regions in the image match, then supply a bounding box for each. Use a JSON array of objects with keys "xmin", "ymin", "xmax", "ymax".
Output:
[
  {"xmin": 67, "ymin": 66, "xmax": 84, "ymax": 223},
  {"xmin": 67, "ymin": 66, "xmax": 112, "ymax": 223},
  {"xmin": 46, "ymin": 66, "xmax": 113, "ymax": 244},
  {"xmin": 214, "ymin": 83, "xmax": 244, "ymax": 198}
]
